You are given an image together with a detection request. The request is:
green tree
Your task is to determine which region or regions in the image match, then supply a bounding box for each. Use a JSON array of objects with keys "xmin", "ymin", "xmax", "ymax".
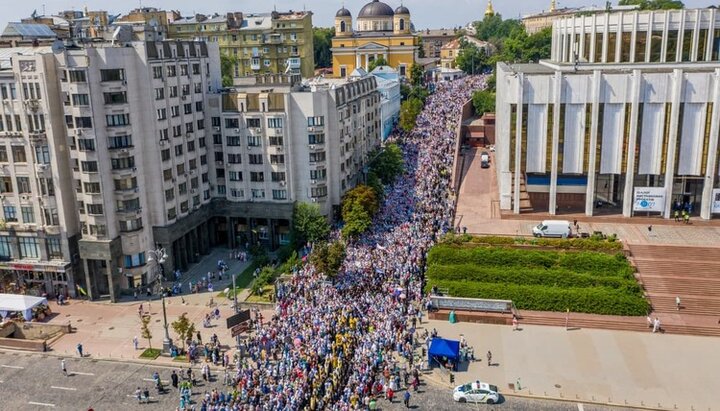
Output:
[
  {"xmin": 472, "ymin": 90, "xmax": 496, "ymax": 116},
  {"xmin": 409, "ymin": 64, "xmax": 425, "ymax": 88},
  {"xmin": 311, "ymin": 241, "xmax": 346, "ymax": 277},
  {"xmin": 399, "ymin": 97, "xmax": 424, "ymax": 132},
  {"xmin": 417, "ymin": 37, "xmax": 426, "ymax": 58},
  {"xmin": 326, "ymin": 241, "xmax": 347, "ymax": 276},
  {"xmin": 342, "ymin": 202, "xmax": 373, "ymax": 239},
  {"xmin": 368, "ymin": 56, "xmax": 388, "ymax": 72},
  {"xmin": 171, "ymin": 313, "xmax": 196, "ymax": 350},
  {"xmin": 313, "ymin": 27, "xmax": 335, "ymax": 68},
  {"xmin": 618, "ymin": 0, "xmax": 683, "ymax": 9},
  {"xmin": 370, "ymin": 143, "xmax": 404, "ymax": 185},
  {"xmin": 220, "ymin": 54, "xmax": 238, "ymax": 87},
  {"xmin": 342, "ymin": 185, "xmax": 380, "ymax": 219},
  {"xmin": 292, "ymin": 203, "xmax": 330, "ymax": 245},
  {"xmin": 140, "ymin": 315, "xmax": 152, "ymax": 349},
  {"xmin": 474, "ymin": 14, "xmax": 522, "ymax": 44},
  {"xmin": 455, "ymin": 39, "xmax": 488, "ymax": 75}
]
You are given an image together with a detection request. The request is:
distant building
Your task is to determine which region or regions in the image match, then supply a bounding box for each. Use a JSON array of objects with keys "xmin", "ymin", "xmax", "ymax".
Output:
[
  {"xmin": 521, "ymin": 1, "xmax": 640, "ymax": 34},
  {"xmin": 0, "ymin": 23, "xmax": 57, "ymax": 47},
  {"xmin": 369, "ymin": 66, "xmax": 401, "ymax": 139},
  {"xmin": 440, "ymin": 36, "xmax": 491, "ymax": 69},
  {"xmin": 331, "ymin": 0, "xmax": 418, "ymax": 78},
  {"xmin": 417, "ymin": 28, "xmax": 459, "ymax": 59}
]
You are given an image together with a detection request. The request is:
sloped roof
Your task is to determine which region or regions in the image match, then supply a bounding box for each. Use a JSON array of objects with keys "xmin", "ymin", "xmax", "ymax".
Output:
[{"xmin": 2, "ymin": 23, "xmax": 57, "ymax": 39}]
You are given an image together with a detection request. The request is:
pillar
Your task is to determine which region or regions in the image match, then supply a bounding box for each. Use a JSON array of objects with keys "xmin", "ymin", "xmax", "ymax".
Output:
[
  {"xmin": 622, "ymin": 70, "xmax": 642, "ymax": 217},
  {"xmin": 356, "ymin": 53, "xmax": 361, "ymax": 70},
  {"xmin": 513, "ymin": 73, "xmax": 524, "ymax": 214},
  {"xmin": 700, "ymin": 68, "xmax": 720, "ymax": 219},
  {"xmin": 549, "ymin": 71, "xmax": 563, "ymax": 215},
  {"xmin": 586, "ymin": 70, "xmax": 602, "ymax": 216},
  {"xmin": 227, "ymin": 217, "xmax": 234, "ymax": 249},
  {"xmin": 663, "ymin": 69, "xmax": 684, "ymax": 218},
  {"xmin": 82, "ymin": 259, "xmax": 96, "ymax": 300},
  {"xmin": 106, "ymin": 260, "xmax": 117, "ymax": 303}
]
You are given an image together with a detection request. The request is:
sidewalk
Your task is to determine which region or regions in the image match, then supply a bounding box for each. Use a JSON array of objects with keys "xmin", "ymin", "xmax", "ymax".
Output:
[{"xmin": 425, "ymin": 319, "xmax": 720, "ymax": 411}]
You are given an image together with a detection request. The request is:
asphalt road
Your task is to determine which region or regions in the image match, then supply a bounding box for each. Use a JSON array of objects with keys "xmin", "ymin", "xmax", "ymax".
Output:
[{"xmin": 0, "ymin": 350, "xmax": 638, "ymax": 411}]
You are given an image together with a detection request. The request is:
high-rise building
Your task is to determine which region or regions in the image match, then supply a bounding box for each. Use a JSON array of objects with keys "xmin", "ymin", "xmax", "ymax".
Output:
[
  {"xmin": 168, "ymin": 11, "xmax": 315, "ymax": 79},
  {"xmin": 496, "ymin": 8, "xmax": 720, "ymax": 220}
]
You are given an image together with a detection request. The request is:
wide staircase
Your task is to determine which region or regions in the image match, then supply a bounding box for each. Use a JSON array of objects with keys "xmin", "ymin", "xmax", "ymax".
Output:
[
  {"xmin": 511, "ymin": 173, "xmax": 533, "ymax": 212},
  {"xmin": 629, "ymin": 244, "xmax": 720, "ymax": 337}
]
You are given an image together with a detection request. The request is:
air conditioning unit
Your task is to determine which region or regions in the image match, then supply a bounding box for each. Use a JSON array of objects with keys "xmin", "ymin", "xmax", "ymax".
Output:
[
  {"xmin": 122, "ymin": 80, "xmax": 127, "ymax": 85},
  {"xmin": 311, "ymin": 198, "xmax": 317, "ymax": 202},
  {"xmin": 276, "ymin": 146, "xmax": 283, "ymax": 151},
  {"xmin": 309, "ymin": 145, "xmax": 315, "ymax": 150},
  {"xmin": 213, "ymin": 126, "xmax": 220, "ymax": 131},
  {"xmin": 249, "ymin": 197, "xmax": 254, "ymax": 202},
  {"xmin": 134, "ymin": 187, "xmax": 139, "ymax": 193},
  {"xmin": 190, "ymin": 170, "xmax": 195, "ymax": 175},
  {"xmin": 311, "ymin": 179, "xmax": 316, "ymax": 185},
  {"xmin": 308, "ymin": 127, "xmax": 315, "ymax": 132},
  {"xmin": 77, "ymin": 129, "xmax": 83, "ymax": 136},
  {"xmin": 234, "ymin": 128, "xmax": 241, "ymax": 133},
  {"xmin": 181, "ymin": 95, "xmax": 187, "ymax": 101},
  {"xmin": 159, "ymin": 140, "xmax": 166, "ymax": 146},
  {"xmin": 136, "ymin": 209, "xmax": 142, "ymax": 215},
  {"xmin": 279, "ymin": 180, "xmax": 286, "ymax": 186},
  {"xmin": 191, "ymin": 188, "xmax": 197, "ymax": 194},
  {"xmin": 120, "ymin": 148, "xmax": 128, "ymax": 154},
  {"xmin": 172, "ymin": 178, "xmax": 176, "ymax": 182},
  {"xmin": 132, "ymin": 167, "xmax": 137, "ymax": 172}
]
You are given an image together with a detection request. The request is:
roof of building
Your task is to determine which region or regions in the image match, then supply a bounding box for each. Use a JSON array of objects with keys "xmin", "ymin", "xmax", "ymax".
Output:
[
  {"xmin": 0, "ymin": 46, "xmax": 54, "ymax": 69},
  {"xmin": 239, "ymin": 14, "xmax": 273, "ymax": 30},
  {"xmin": 500, "ymin": 62, "xmax": 554, "ymax": 74},
  {"xmin": 418, "ymin": 28, "xmax": 457, "ymax": 38},
  {"xmin": 358, "ymin": 0, "xmax": 395, "ymax": 18},
  {"xmin": 1, "ymin": 23, "xmax": 57, "ymax": 39},
  {"xmin": 336, "ymin": 7, "xmax": 352, "ymax": 17},
  {"xmin": 442, "ymin": 36, "xmax": 489, "ymax": 51},
  {"xmin": 395, "ymin": 5, "xmax": 410, "ymax": 15}
]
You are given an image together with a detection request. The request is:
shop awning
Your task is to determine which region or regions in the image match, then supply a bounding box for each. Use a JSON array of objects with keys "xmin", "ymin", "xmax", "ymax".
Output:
[{"xmin": 0, "ymin": 293, "xmax": 48, "ymax": 320}]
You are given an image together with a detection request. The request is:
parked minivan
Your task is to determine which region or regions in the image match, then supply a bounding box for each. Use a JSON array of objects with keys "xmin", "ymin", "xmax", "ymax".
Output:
[
  {"xmin": 532, "ymin": 220, "xmax": 572, "ymax": 238},
  {"xmin": 480, "ymin": 152, "xmax": 490, "ymax": 168}
]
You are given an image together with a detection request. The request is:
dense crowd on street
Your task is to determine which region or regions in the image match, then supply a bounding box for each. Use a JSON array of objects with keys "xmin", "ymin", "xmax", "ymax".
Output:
[{"xmin": 173, "ymin": 76, "xmax": 486, "ymax": 410}]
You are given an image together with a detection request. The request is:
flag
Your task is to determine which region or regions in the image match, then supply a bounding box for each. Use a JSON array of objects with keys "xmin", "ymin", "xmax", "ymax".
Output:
[{"xmin": 76, "ymin": 284, "xmax": 87, "ymax": 296}]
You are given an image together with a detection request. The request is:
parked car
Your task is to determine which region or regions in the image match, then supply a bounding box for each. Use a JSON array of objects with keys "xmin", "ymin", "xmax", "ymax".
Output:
[
  {"xmin": 453, "ymin": 381, "xmax": 500, "ymax": 404},
  {"xmin": 532, "ymin": 220, "xmax": 572, "ymax": 238},
  {"xmin": 480, "ymin": 151, "xmax": 490, "ymax": 168}
]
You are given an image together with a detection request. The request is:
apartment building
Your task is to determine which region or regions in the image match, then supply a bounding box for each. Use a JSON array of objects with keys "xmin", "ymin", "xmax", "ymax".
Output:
[
  {"xmin": 210, "ymin": 73, "xmax": 381, "ymax": 250},
  {"xmin": 169, "ymin": 11, "xmax": 315, "ymax": 79}
]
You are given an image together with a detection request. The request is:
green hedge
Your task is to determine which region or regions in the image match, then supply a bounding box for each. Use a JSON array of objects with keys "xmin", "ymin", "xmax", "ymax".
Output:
[
  {"xmin": 427, "ymin": 280, "xmax": 649, "ymax": 316},
  {"xmin": 427, "ymin": 264, "xmax": 641, "ymax": 294},
  {"xmin": 427, "ymin": 245, "xmax": 633, "ymax": 278},
  {"xmin": 441, "ymin": 234, "xmax": 623, "ymax": 251}
]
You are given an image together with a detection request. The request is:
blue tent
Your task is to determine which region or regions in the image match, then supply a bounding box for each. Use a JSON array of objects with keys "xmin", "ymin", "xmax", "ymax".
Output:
[{"xmin": 428, "ymin": 338, "xmax": 461, "ymax": 369}]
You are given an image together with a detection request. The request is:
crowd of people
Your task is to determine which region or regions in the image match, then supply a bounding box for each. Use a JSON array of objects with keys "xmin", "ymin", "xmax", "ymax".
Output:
[{"xmin": 174, "ymin": 76, "xmax": 485, "ymax": 410}]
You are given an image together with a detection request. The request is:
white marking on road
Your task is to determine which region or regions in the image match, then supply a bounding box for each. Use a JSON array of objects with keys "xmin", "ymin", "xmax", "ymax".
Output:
[
  {"xmin": 577, "ymin": 404, "xmax": 585, "ymax": 411},
  {"xmin": 28, "ymin": 402, "xmax": 56, "ymax": 407},
  {"xmin": 142, "ymin": 378, "xmax": 168, "ymax": 383},
  {"xmin": 50, "ymin": 385, "xmax": 77, "ymax": 391},
  {"xmin": 1, "ymin": 364, "xmax": 24, "ymax": 369},
  {"xmin": 71, "ymin": 371, "xmax": 94, "ymax": 376}
]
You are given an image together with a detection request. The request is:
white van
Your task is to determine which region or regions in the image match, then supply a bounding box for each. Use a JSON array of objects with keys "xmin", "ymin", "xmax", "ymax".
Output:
[{"xmin": 532, "ymin": 220, "xmax": 572, "ymax": 238}]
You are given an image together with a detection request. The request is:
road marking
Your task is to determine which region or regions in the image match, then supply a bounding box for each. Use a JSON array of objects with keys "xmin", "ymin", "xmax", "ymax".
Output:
[
  {"xmin": 1, "ymin": 364, "xmax": 24, "ymax": 369},
  {"xmin": 71, "ymin": 371, "xmax": 95, "ymax": 376},
  {"xmin": 28, "ymin": 402, "xmax": 56, "ymax": 407},
  {"xmin": 142, "ymin": 378, "xmax": 168, "ymax": 383},
  {"xmin": 577, "ymin": 404, "xmax": 585, "ymax": 411},
  {"xmin": 50, "ymin": 385, "xmax": 77, "ymax": 391}
]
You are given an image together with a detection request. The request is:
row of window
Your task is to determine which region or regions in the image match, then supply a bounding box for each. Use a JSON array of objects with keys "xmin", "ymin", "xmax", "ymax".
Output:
[
  {"xmin": 155, "ymin": 83, "xmax": 204, "ymax": 100},
  {"xmin": 219, "ymin": 116, "xmax": 323, "ymax": 129},
  {"xmin": 0, "ymin": 114, "xmax": 46, "ymax": 133},
  {"xmin": 152, "ymin": 63, "xmax": 203, "ymax": 79},
  {"xmin": 2, "ymin": 205, "xmax": 58, "ymax": 225},
  {"xmin": 0, "ymin": 235, "xmax": 63, "ymax": 260}
]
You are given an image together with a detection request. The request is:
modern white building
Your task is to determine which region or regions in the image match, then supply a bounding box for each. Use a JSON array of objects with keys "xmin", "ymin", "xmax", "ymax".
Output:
[
  {"xmin": 369, "ymin": 66, "xmax": 400, "ymax": 139},
  {"xmin": 496, "ymin": 8, "xmax": 720, "ymax": 220}
]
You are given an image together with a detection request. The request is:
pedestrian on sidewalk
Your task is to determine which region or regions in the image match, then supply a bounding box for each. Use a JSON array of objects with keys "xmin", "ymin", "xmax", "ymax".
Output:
[
  {"xmin": 133, "ymin": 336, "xmax": 139, "ymax": 350},
  {"xmin": 138, "ymin": 303, "xmax": 143, "ymax": 317},
  {"xmin": 676, "ymin": 296, "xmax": 681, "ymax": 311},
  {"xmin": 77, "ymin": 343, "xmax": 83, "ymax": 357},
  {"xmin": 486, "ymin": 350, "xmax": 492, "ymax": 366},
  {"xmin": 403, "ymin": 390, "xmax": 411, "ymax": 408},
  {"xmin": 171, "ymin": 370, "xmax": 179, "ymax": 389},
  {"xmin": 61, "ymin": 359, "xmax": 67, "ymax": 376},
  {"xmin": 653, "ymin": 317, "xmax": 661, "ymax": 333},
  {"xmin": 512, "ymin": 315, "xmax": 519, "ymax": 331}
]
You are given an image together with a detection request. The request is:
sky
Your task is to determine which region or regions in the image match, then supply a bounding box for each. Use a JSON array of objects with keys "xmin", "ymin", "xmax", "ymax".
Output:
[{"xmin": 0, "ymin": 0, "xmax": 715, "ymax": 31}]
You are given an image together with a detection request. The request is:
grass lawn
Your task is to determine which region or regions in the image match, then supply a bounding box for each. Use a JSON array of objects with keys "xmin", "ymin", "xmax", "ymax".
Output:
[
  {"xmin": 217, "ymin": 260, "xmax": 260, "ymax": 298},
  {"xmin": 172, "ymin": 354, "xmax": 189, "ymax": 362},
  {"xmin": 246, "ymin": 285, "xmax": 274, "ymax": 303},
  {"xmin": 139, "ymin": 348, "xmax": 161, "ymax": 359},
  {"xmin": 426, "ymin": 242, "xmax": 649, "ymax": 316}
]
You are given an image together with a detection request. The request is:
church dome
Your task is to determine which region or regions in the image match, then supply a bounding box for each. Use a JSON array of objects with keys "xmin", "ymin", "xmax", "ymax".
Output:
[
  {"xmin": 394, "ymin": 5, "xmax": 410, "ymax": 14},
  {"xmin": 336, "ymin": 7, "xmax": 352, "ymax": 17},
  {"xmin": 358, "ymin": 0, "xmax": 395, "ymax": 18}
]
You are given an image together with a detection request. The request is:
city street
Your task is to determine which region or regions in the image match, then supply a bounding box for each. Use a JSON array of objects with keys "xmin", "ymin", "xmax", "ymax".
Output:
[{"xmin": 0, "ymin": 350, "xmax": 636, "ymax": 411}]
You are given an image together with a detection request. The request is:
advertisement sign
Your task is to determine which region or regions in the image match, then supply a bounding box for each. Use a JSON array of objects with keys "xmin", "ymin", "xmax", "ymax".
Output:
[
  {"xmin": 712, "ymin": 189, "xmax": 720, "ymax": 213},
  {"xmin": 633, "ymin": 187, "xmax": 666, "ymax": 212}
]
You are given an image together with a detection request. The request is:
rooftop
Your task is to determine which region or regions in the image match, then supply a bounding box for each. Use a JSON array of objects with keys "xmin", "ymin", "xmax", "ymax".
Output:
[
  {"xmin": 0, "ymin": 46, "xmax": 55, "ymax": 70},
  {"xmin": 1, "ymin": 23, "xmax": 57, "ymax": 39}
]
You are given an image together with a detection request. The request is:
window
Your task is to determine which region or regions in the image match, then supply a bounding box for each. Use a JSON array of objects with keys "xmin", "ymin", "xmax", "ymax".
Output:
[
  {"xmin": 180, "ymin": 64, "xmax": 188, "ymax": 76},
  {"xmin": 199, "ymin": 137, "xmax": 206, "ymax": 148},
  {"xmin": 175, "ymin": 144, "xmax": 183, "ymax": 156},
  {"xmin": 156, "ymin": 108, "xmax": 167, "ymax": 120},
  {"xmin": 194, "ymin": 83, "xmax": 202, "ymax": 94},
  {"xmin": 18, "ymin": 237, "xmax": 39, "ymax": 259},
  {"xmin": 184, "ymin": 103, "xmax": 192, "ymax": 115},
  {"xmin": 169, "ymin": 86, "xmax": 178, "ymax": 98},
  {"xmin": 246, "ymin": 118, "xmax": 261, "ymax": 128},
  {"xmin": 200, "ymin": 155, "xmax": 207, "ymax": 166},
  {"xmin": 0, "ymin": 236, "xmax": 12, "ymax": 259},
  {"xmin": 123, "ymin": 252, "xmax": 146, "ymax": 268},
  {"xmin": 227, "ymin": 154, "xmax": 242, "ymax": 164},
  {"xmin": 250, "ymin": 172, "xmax": 264, "ymax": 182},
  {"xmin": 106, "ymin": 114, "xmax": 130, "ymax": 127},
  {"xmin": 75, "ymin": 117, "xmax": 92, "ymax": 128},
  {"xmin": 182, "ymin": 84, "xmax": 190, "ymax": 96},
  {"xmin": 110, "ymin": 157, "xmax": 134, "ymax": 170},
  {"xmin": 83, "ymin": 182, "xmax": 101, "ymax": 193},
  {"xmin": 100, "ymin": 69, "xmax": 125, "ymax": 82},
  {"xmin": 155, "ymin": 88, "xmax": 165, "ymax": 100},
  {"xmin": 120, "ymin": 218, "xmax": 143, "ymax": 232},
  {"xmin": 21, "ymin": 206, "xmax": 34, "ymax": 223},
  {"xmin": 47, "ymin": 236, "xmax": 62, "ymax": 259},
  {"xmin": 187, "ymin": 141, "xmax": 195, "ymax": 152},
  {"xmin": 308, "ymin": 134, "xmax": 325, "ymax": 144},
  {"xmin": 108, "ymin": 135, "xmax": 133, "ymax": 149},
  {"xmin": 176, "ymin": 163, "xmax": 185, "ymax": 175},
  {"xmin": 230, "ymin": 189, "xmax": 244, "ymax": 198},
  {"xmin": 186, "ymin": 122, "xmax": 194, "ymax": 133},
  {"xmin": 114, "ymin": 177, "xmax": 137, "ymax": 191},
  {"xmin": 225, "ymin": 118, "xmax": 239, "ymax": 129},
  {"xmin": 270, "ymin": 154, "xmax": 285, "ymax": 164},
  {"xmin": 229, "ymin": 171, "xmax": 243, "ymax": 181},
  {"xmin": 88, "ymin": 224, "xmax": 106, "ymax": 236},
  {"xmin": 251, "ymin": 189, "xmax": 265, "ymax": 199},
  {"xmin": 161, "ymin": 149, "xmax": 171, "ymax": 162},
  {"xmin": 216, "ymin": 168, "xmax": 225, "ymax": 179},
  {"xmin": 17, "ymin": 177, "xmax": 30, "ymax": 193},
  {"xmin": 0, "ymin": 177, "xmax": 12, "ymax": 193},
  {"xmin": 181, "ymin": 200, "xmax": 190, "ymax": 212},
  {"xmin": 192, "ymin": 63, "xmax": 201, "ymax": 75},
  {"xmin": 197, "ymin": 119, "xmax": 205, "ymax": 130},
  {"xmin": 167, "ymin": 207, "xmax": 177, "ymax": 220},
  {"xmin": 269, "ymin": 136, "xmax": 283, "ymax": 146},
  {"xmin": 311, "ymin": 186, "xmax": 328, "ymax": 198},
  {"xmin": 68, "ymin": 70, "xmax": 87, "ymax": 83},
  {"xmin": 267, "ymin": 117, "xmax": 283, "ymax": 128},
  {"xmin": 178, "ymin": 182, "xmax": 187, "ymax": 195},
  {"xmin": 307, "ymin": 116, "xmax": 324, "ymax": 127},
  {"xmin": 72, "ymin": 94, "xmax": 89, "ymax": 106},
  {"xmin": 35, "ymin": 145, "xmax": 50, "ymax": 163},
  {"xmin": 249, "ymin": 154, "xmax": 263, "ymax": 164},
  {"xmin": 227, "ymin": 136, "xmax": 241, "ymax": 146},
  {"xmin": 167, "ymin": 65, "xmax": 177, "ymax": 77},
  {"xmin": 12, "ymin": 146, "xmax": 26, "ymax": 163},
  {"xmin": 0, "ymin": 147, "xmax": 7, "ymax": 162},
  {"xmin": 86, "ymin": 204, "xmax": 104, "ymax": 215},
  {"xmin": 196, "ymin": 101, "xmax": 204, "ymax": 112},
  {"xmin": 310, "ymin": 168, "xmax": 327, "ymax": 180},
  {"xmin": 211, "ymin": 117, "xmax": 221, "ymax": 128},
  {"xmin": 78, "ymin": 138, "xmax": 95, "ymax": 151},
  {"xmin": 4, "ymin": 205, "xmax": 17, "ymax": 222},
  {"xmin": 247, "ymin": 135, "xmax": 261, "ymax": 146},
  {"xmin": 159, "ymin": 128, "xmax": 168, "ymax": 141},
  {"xmin": 116, "ymin": 198, "xmax": 140, "ymax": 212},
  {"xmin": 103, "ymin": 91, "xmax": 127, "ymax": 104},
  {"xmin": 152, "ymin": 66, "xmax": 163, "ymax": 79},
  {"xmin": 81, "ymin": 161, "xmax": 98, "ymax": 172},
  {"xmin": 271, "ymin": 171, "xmax": 285, "ymax": 182},
  {"xmin": 173, "ymin": 125, "xmax": 182, "ymax": 137},
  {"xmin": 309, "ymin": 152, "xmax": 326, "ymax": 163},
  {"xmin": 272, "ymin": 189, "xmax": 287, "ymax": 200}
]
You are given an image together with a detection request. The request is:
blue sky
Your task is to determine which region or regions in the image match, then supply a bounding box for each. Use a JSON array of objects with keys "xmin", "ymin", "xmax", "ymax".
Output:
[{"xmin": 0, "ymin": 0, "xmax": 715, "ymax": 31}]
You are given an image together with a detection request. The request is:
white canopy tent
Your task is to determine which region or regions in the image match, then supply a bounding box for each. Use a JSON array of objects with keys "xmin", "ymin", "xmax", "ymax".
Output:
[{"xmin": 0, "ymin": 294, "xmax": 48, "ymax": 321}]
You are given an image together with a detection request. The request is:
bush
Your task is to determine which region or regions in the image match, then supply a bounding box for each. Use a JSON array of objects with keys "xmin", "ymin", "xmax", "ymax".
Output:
[
  {"xmin": 425, "ymin": 280, "xmax": 649, "ymax": 316},
  {"xmin": 441, "ymin": 234, "xmax": 624, "ymax": 252},
  {"xmin": 139, "ymin": 348, "xmax": 161, "ymax": 359}
]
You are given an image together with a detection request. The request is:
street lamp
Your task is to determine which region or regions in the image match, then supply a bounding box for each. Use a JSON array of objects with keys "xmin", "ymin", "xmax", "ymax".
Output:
[{"xmin": 147, "ymin": 247, "xmax": 172, "ymax": 354}]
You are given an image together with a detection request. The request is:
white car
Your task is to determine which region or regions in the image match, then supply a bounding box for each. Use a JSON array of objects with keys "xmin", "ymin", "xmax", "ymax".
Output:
[{"xmin": 452, "ymin": 381, "xmax": 500, "ymax": 404}]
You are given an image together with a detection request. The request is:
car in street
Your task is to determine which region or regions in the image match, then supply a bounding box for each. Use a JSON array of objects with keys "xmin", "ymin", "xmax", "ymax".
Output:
[
  {"xmin": 480, "ymin": 151, "xmax": 490, "ymax": 168},
  {"xmin": 452, "ymin": 381, "xmax": 500, "ymax": 404}
]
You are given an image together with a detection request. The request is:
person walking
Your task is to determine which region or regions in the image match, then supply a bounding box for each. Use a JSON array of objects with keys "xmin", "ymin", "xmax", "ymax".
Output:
[
  {"xmin": 403, "ymin": 390, "xmax": 411, "ymax": 408},
  {"xmin": 512, "ymin": 315, "xmax": 519, "ymax": 331},
  {"xmin": 676, "ymin": 296, "xmax": 681, "ymax": 311},
  {"xmin": 486, "ymin": 350, "xmax": 492, "ymax": 366},
  {"xmin": 77, "ymin": 343, "xmax": 83, "ymax": 357},
  {"xmin": 133, "ymin": 336, "xmax": 139, "ymax": 350},
  {"xmin": 61, "ymin": 359, "xmax": 67, "ymax": 376},
  {"xmin": 171, "ymin": 370, "xmax": 179, "ymax": 389}
]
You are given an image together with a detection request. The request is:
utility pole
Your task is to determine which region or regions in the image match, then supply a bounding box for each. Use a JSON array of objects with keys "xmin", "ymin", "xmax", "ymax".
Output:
[{"xmin": 231, "ymin": 270, "xmax": 241, "ymax": 351}]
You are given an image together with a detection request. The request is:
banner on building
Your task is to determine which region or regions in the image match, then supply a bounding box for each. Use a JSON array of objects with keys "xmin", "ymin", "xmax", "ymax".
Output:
[
  {"xmin": 712, "ymin": 189, "xmax": 720, "ymax": 213},
  {"xmin": 633, "ymin": 187, "xmax": 666, "ymax": 212}
]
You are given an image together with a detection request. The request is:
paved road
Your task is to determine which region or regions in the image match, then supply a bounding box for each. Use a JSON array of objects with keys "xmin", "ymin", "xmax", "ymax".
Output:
[{"xmin": 0, "ymin": 350, "xmax": 637, "ymax": 411}]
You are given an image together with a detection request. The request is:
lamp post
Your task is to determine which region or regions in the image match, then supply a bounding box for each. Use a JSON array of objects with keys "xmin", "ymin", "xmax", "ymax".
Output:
[{"xmin": 147, "ymin": 246, "xmax": 172, "ymax": 354}]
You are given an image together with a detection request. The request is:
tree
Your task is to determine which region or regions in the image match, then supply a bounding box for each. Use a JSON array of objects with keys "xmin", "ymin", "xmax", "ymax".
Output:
[
  {"xmin": 368, "ymin": 56, "xmax": 388, "ymax": 72},
  {"xmin": 455, "ymin": 39, "xmax": 488, "ymax": 75},
  {"xmin": 313, "ymin": 27, "xmax": 335, "ymax": 68},
  {"xmin": 171, "ymin": 313, "xmax": 196, "ymax": 350},
  {"xmin": 140, "ymin": 315, "xmax": 152, "ymax": 349},
  {"xmin": 409, "ymin": 64, "xmax": 425, "ymax": 88},
  {"xmin": 618, "ymin": 0, "xmax": 683, "ymax": 9},
  {"xmin": 399, "ymin": 97, "xmax": 424, "ymax": 132},
  {"xmin": 292, "ymin": 203, "xmax": 330, "ymax": 245},
  {"xmin": 474, "ymin": 14, "xmax": 522, "ymax": 44},
  {"xmin": 472, "ymin": 90, "xmax": 496, "ymax": 116},
  {"xmin": 369, "ymin": 143, "xmax": 404, "ymax": 185},
  {"xmin": 342, "ymin": 185, "xmax": 380, "ymax": 219},
  {"xmin": 342, "ymin": 202, "xmax": 373, "ymax": 239},
  {"xmin": 220, "ymin": 54, "xmax": 238, "ymax": 87},
  {"xmin": 311, "ymin": 241, "xmax": 346, "ymax": 277},
  {"xmin": 417, "ymin": 37, "xmax": 426, "ymax": 58}
]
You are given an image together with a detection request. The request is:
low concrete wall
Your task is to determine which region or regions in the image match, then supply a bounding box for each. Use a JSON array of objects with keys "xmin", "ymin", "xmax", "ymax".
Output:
[
  {"xmin": 13, "ymin": 322, "xmax": 71, "ymax": 340},
  {"xmin": 430, "ymin": 309, "xmax": 511, "ymax": 325},
  {"xmin": 0, "ymin": 321, "xmax": 70, "ymax": 352},
  {"xmin": 237, "ymin": 302, "xmax": 274, "ymax": 311},
  {"xmin": 0, "ymin": 336, "xmax": 46, "ymax": 351}
]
